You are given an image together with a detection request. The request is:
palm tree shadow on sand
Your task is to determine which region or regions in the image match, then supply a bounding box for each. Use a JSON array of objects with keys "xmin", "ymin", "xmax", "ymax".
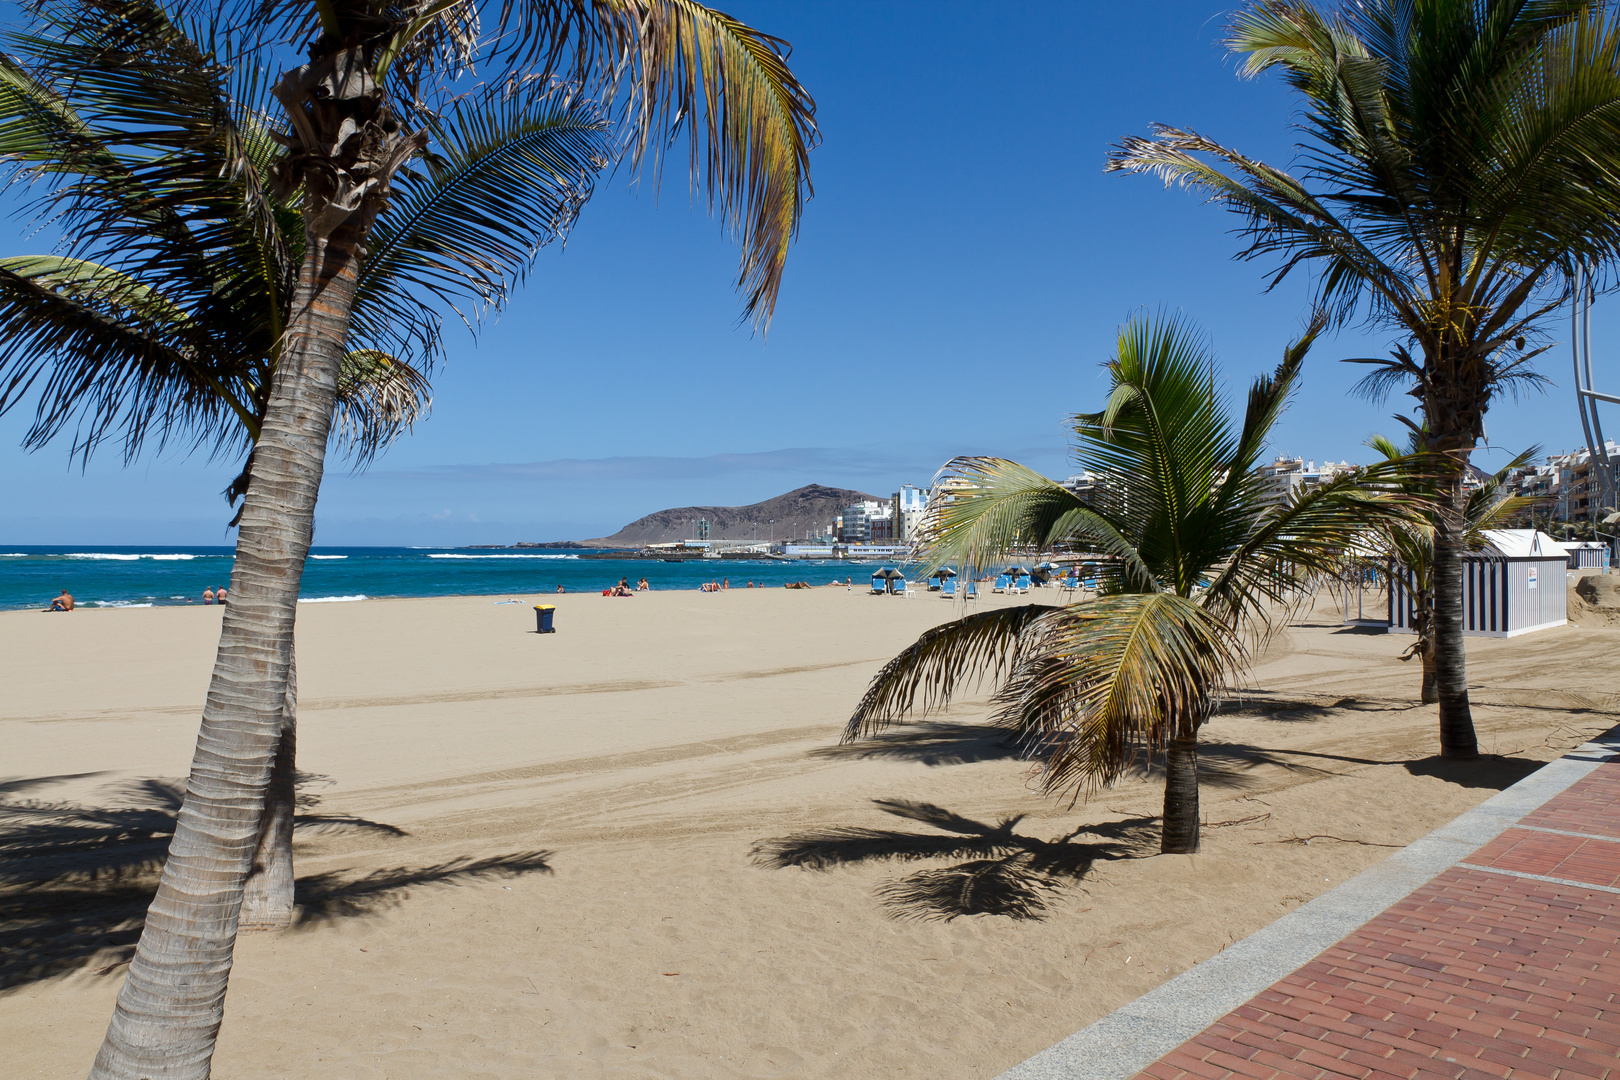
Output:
[
  {"xmin": 752, "ymin": 800, "xmax": 1158, "ymax": 921},
  {"xmin": 809, "ymin": 721, "xmax": 1037, "ymax": 768},
  {"xmin": 0, "ymin": 774, "xmax": 551, "ymax": 990}
]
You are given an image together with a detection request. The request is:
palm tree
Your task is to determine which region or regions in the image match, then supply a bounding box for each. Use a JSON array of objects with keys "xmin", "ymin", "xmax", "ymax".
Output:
[
  {"xmin": 845, "ymin": 314, "xmax": 1421, "ymax": 855},
  {"xmin": 1366, "ymin": 432, "xmax": 1540, "ymax": 704},
  {"xmin": 16, "ymin": 0, "xmax": 814, "ymax": 1074},
  {"xmin": 1107, "ymin": 0, "xmax": 1620, "ymax": 760},
  {"xmin": 0, "ymin": 1, "xmax": 614, "ymax": 936}
]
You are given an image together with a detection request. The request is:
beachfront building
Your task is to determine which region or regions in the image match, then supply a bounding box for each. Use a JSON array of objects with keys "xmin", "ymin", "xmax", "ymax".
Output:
[
  {"xmin": 1388, "ymin": 529, "xmax": 1569, "ymax": 638},
  {"xmin": 1060, "ymin": 471, "xmax": 1110, "ymax": 505},
  {"xmin": 1494, "ymin": 446, "xmax": 1602, "ymax": 522},
  {"xmin": 1257, "ymin": 456, "xmax": 1357, "ymax": 508},
  {"xmin": 1503, "ymin": 460, "xmax": 1562, "ymax": 510},
  {"xmin": 892, "ymin": 485, "xmax": 929, "ymax": 542},
  {"xmin": 778, "ymin": 543, "xmax": 837, "ymax": 558},
  {"xmin": 1500, "ymin": 443, "xmax": 1620, "ymax": 523},
  {"xmin": 1561, "ymin": 440, "xmax": 1620, "ymax": 521},
  {"xmin": 839, "ymin": 500, "xmax": 895, "ymax": 543}
]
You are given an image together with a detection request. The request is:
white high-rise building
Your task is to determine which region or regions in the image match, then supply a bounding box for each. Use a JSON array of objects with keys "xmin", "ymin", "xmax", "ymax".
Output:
[{"xmin": 893, "ymin": 485, "xmax": 930, "ymax": 541}]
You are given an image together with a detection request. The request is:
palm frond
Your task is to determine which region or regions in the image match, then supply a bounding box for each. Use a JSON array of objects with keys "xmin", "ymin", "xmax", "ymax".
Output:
[
  {"xmin": 1200, "ymin": 456, "xmax": 1430, "ymax": 628},
  {"xmin": 1009, "ymin": 593, "xmax": 1238, "ymax": 799},
  {"xmin": 330, "ymin": 350, "xmax": 431, "ymax": 464},
  {"xmin": 844, "ymin": 605, "xmax": 1060, "ymax": 743},
  {"xmin": 2, "ymin": 0, "xmax": 293, "ymax": 367},
  {"xmin": 1074, "ymin": 313, "xmax": 1237, "ymax": 597},
  {"xmin": 1115, "ymin": 0, "xmax": 1620, "ymax": 369},
  {"xmin": 274, "ymin": 0, "xmax": 818, "ymax": 325},
  {"xmin": 351, "ymin": 77, "xmax": 611, "ymax": 365},
  {"xmin": 0, "ymin": 256, "xmax": 252, "ymax": 462},
  {"xmin": 1106, "ymin": 124, "xmax": 1417, "ymax": 326},
  {"xmin": 484, "ymin": 0, "xmax": 820, "ymax": 324},
  {"xmin": 917, "ymin": 457, "xmax": 1153, "ymax": 591}
]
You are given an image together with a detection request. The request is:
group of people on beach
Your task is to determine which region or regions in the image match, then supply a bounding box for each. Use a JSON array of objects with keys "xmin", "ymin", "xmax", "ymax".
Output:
[
  {"xmin": 696, "ymin": 578, "xmax": 838, "ymax": 592},
  {"xmin": 45, "ymin": 585, "xmax": 225, "ymax": 610},
  {"xmin": 605, "ymin": 577, "xmax": 651, "ymax": 596}
]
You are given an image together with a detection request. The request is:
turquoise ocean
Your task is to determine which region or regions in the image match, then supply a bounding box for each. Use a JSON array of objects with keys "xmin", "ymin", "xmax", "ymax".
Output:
[{"xmin": 0, "ymin": 546, "xmax": 905, "ymax": 611}]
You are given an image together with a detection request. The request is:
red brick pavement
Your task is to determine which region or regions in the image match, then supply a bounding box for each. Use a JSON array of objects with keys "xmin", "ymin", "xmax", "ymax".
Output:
[{"xmin": 1132, "ymin": 757, "xmax": 1620, "ymax": 1080}]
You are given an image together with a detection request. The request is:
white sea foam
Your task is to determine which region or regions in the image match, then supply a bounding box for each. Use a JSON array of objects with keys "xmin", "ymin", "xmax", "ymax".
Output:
[
  {"xmin": 426, "ymin": 553, "xmax": 579, "ymax": 560},
  {"xmin": 309, "ymin": 554, "xmax": 348, "ymax": 559},
  {"xmin": 64, "ymin": 552, "xmax": 202, "ymax": 561},
  {"xmin": 90, "ymin": 600, "xmax": 155, "ymax": 608},
  {"xmin": 298, "ymin": 594, "xmax": 368, "ymax": 603},
  {"xmin": 0, "ymin": 553, "xmax": 26, "ymax": 557}
]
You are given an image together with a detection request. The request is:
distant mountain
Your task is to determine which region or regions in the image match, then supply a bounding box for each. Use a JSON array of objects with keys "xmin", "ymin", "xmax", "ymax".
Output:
[{"xmin": 582, "ymin": 484, "xmax": 883, "ymax": 548}]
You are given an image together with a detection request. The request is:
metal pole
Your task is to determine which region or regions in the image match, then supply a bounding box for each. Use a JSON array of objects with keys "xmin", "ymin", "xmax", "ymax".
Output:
[
  {"xmin": 1574, "ymin": 265, "xmax": 1618, "ymax": 520},
  {"xmin": 1583, "ymin": 271, "xmax": 1615, "ymax": 514}
]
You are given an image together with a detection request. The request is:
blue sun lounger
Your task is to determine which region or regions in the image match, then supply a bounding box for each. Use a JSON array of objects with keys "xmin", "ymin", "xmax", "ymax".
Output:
[{"xmin": 940, "ymin": 578, "xmax": 957, "ymax": 598}]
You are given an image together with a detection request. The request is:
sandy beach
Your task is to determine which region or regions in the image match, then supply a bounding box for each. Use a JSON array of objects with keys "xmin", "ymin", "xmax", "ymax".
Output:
[{"xmin": 4, "ymin": 584, "xmax": 1618, "ymax": 1079}]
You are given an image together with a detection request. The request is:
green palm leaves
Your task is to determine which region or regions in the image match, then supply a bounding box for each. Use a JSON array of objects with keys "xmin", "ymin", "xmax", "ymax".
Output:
[
  {"xmin": 353, "ymin": 78, "xmax": 613, "ymax": 368},
  {"xmin": 1107, "ymin": 0, "xmax": 1620, "ymax": 756},
  {"xmin": 258, "ymin": 0, "xmax": 818, "ymax": 325},
  {"xmin": 847, "ymin": 314, "xmax": 1423, "ymax": 851},
  {"xmin": 1110, "ymin": 0, "xmax": 1620, "ymax": 353},
  {"xmin": 0, "ymin": 0, "xmax": 614, "ymax": 466}
]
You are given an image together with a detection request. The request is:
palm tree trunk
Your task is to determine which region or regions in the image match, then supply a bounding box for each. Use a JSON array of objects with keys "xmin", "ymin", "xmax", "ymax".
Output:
[
  {"xmin": 89, "ymin": 222, "xmax": 362, "ymax": 1080},
  {"xmin": 1160, "ymin": 734, "xmax": 1200, "ymax": 854},
  {"xmin": 1413, "ymin": 587, "xmax": 1437, "ymax": 705},
  {"xmin": 1432, "ymin": 476, "xmax": 1477, "ymax": 758},
  {"xmin": 240, "ymin": 651, "xmax": 296, "ymax": 931}
]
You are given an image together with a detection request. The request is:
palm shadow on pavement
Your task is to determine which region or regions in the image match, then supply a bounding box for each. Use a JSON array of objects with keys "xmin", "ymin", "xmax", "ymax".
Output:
[
  {"xmin": 0, "ymin": 774, "xmax": 552, "ymax": 990},
  {"xmin": 752, "ymin": 799, "xmax": 1158, "ymax": 921}
]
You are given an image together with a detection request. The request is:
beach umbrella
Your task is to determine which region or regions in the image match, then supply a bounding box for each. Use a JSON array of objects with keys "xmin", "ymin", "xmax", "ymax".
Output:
[
  {"xmin": 1034, "ymin": 562, "xmax": 1058, "ymax": 571},
  {"xmin": 1004, "ymin": 566, "xmax": 1029, "ymax": 577},
  {"xmin": 872, "ymin": 567, "xmax": 903, "ymax": 579},
  {"xmin": 930, "ymin": 567, "xmax": 957, "ymax": 579}
]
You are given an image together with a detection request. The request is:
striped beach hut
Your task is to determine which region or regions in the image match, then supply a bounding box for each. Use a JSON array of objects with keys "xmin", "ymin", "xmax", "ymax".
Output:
[
  {"xmin": 1389, "ymin": 529, "xmax": 1568, "ymax": 638},
  {"xmin": 1565, "ymin": 541, "xmax": 1610, "ymax": 570}
]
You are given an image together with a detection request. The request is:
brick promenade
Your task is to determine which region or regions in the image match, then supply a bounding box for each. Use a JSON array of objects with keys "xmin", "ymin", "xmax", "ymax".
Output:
[{"xmin": 1135, "ymin": 758, "xmax": 1620, "ymax": 1080}]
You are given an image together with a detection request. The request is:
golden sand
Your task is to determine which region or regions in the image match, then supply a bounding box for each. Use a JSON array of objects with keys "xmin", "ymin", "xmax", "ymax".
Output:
[{"xmin": 3, "ymin": 585, "xmax": 1615, "ymax": 1078}]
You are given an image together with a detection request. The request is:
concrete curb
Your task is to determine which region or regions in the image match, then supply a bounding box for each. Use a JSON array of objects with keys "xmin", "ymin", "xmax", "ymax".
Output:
[{"xmin": 991, "ymin": 727, "xmax": 1620, "ymax": 1080}]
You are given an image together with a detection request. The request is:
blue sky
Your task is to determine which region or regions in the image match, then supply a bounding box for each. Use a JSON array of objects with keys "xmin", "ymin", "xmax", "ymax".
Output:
[{"xmin": 0, "ymin": 1, "xmax": 1595, "ymax": 545}]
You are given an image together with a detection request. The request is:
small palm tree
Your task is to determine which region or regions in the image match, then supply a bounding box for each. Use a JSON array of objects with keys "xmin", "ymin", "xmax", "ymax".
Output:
[
  {"xmin": 844, "ymin": 314, "xmax": 1421, "ymax": 854},
  {"xmin": 1107, "ymin": 0, "xmax": 1620, "ymax": 761},
  {"xmin": 1366, "ymin": 432, "xmax": 1540, "ymax": 704},
  {"xmin": 0, "ymin": 0, "xmax": 613, "ymax": 936}
]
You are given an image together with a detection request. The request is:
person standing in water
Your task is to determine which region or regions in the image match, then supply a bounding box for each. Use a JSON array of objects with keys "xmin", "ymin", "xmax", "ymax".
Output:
[
  {"xmin": 216, "ymin": 585, "xmax": 227, "ymax": 606},
  {"xmin": 202, "ymin": 587, "xmax": 215, "ymax": 605}
]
